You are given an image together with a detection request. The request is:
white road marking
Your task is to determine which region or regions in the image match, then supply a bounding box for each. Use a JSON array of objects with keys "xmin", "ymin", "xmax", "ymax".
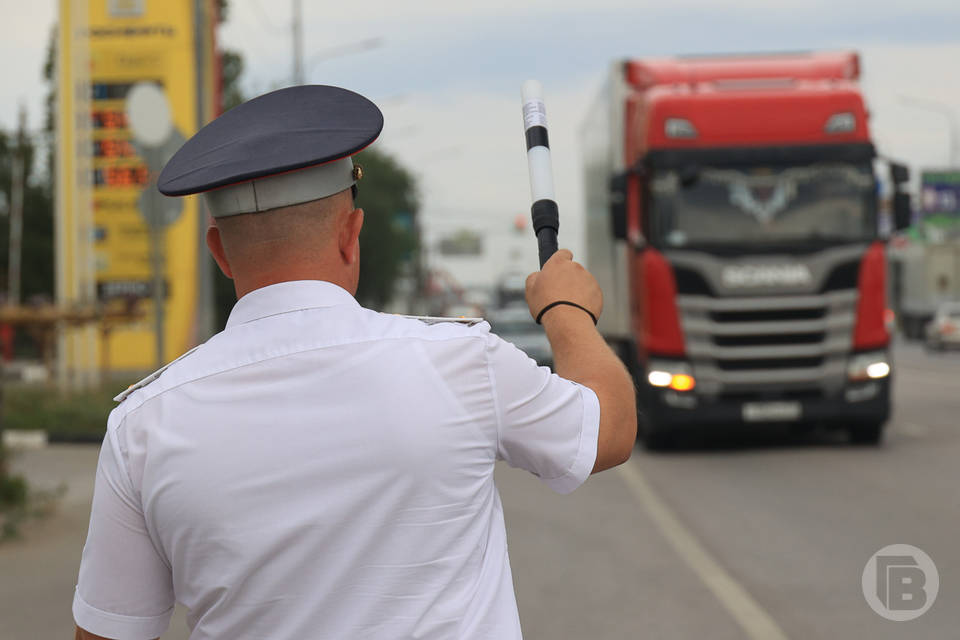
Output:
[{"xmin": 618, "ymin": 459, "xmax": 790, "ymax": 640}]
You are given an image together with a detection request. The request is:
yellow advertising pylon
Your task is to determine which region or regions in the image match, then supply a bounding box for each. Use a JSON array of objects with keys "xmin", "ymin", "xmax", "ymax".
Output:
[{"xmin": 57, "ymin": 0, "xmax": 218, "ymax": 382}]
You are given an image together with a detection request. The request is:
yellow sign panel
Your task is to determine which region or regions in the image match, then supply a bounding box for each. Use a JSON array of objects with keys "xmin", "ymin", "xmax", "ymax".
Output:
[{"xmin": 59, "ymin": 0, "xmax": 216, "ymax": 373}]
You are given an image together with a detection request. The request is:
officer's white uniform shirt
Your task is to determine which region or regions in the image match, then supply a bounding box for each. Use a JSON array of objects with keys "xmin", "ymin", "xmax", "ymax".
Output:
[{"xmin": 73, "ymin": 280, "xmax": 600, "ymax": 640}]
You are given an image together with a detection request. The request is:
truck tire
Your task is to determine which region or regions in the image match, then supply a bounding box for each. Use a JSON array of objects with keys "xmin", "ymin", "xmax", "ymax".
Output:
[{"xmin": 848, "ymin": 421, "xmax": 884, "ymax": 445}]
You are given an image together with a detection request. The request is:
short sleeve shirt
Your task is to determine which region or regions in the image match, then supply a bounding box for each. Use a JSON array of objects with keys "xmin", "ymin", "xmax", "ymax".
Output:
[{"xmin": 73, "ymin": 280, "xmax": 600, "ymax": 639}]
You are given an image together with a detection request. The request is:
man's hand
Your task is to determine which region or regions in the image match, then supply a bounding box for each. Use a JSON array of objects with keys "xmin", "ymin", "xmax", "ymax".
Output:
[
  {"xmin": 524, "ymin": 249, "xmax": 602, "ymax": 324},
  {"xmin": 524, "ymin": 249, "xmax": 636, "ymax": 474}
]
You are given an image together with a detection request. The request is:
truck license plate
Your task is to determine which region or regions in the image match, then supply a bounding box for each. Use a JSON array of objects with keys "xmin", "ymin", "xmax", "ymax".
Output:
[{"xmin": 742, "ymin": 401, "xmax": 802, "ymax": 422}]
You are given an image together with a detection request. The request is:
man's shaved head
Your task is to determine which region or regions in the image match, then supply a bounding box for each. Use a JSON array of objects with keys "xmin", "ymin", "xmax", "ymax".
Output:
[
  {"xmin": 216, "ymin": 189, "xmax": 353, "ymax": 261},
  {"xmin": 206, "ymin": 188, "xmax": 365, "ymax": 298}
]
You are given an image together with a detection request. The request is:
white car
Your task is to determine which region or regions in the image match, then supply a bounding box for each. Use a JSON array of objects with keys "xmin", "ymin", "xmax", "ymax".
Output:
[{"xmin": 924, "ymin": 302, "xmax": 960, "ymax": 351}]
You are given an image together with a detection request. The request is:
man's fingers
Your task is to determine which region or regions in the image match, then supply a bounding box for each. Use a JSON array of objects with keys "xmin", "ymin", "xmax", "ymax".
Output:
[
  {"xmin": 526, "ymin": 271, "xmax": 539, "ymax": 293},
  {"xmin": 544, "ymin": 248, "xmax": 573, "ymax": 268}
]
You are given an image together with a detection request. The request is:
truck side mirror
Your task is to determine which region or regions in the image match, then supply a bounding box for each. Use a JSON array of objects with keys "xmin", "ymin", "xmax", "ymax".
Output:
[
  {"xmin": 610, "ymin": 174, "xmax": 627, "ymax": 240},
  {"xmin": 890, "ymin": 162, "xmax": 910, "ymax": 186},
  {"xmin": 893, "ymin": 192, "xmax": 912, "ymax": 231}
]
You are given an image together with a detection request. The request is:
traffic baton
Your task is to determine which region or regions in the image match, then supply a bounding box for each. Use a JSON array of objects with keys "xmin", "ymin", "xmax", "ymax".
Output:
[{"xmin": 521, "ymin": 80, "xmax": 559, "ymax": 268}]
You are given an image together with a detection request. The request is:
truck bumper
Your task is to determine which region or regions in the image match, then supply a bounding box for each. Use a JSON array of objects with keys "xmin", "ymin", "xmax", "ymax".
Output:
[{"xmin": 643, "ymin": 379, "xmax": 891, "ymax": 430}]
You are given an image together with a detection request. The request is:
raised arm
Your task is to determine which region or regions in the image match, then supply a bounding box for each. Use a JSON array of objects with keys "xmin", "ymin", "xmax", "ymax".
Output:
[{"xmin": 525, "ymin": 249, "xmax": 637, "ymax": 472}]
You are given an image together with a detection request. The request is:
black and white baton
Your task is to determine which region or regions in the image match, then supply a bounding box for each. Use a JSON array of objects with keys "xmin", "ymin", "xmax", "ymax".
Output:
[{"xmin": 521, "ymin": 80, "xmax": 559, "ymax": 268}]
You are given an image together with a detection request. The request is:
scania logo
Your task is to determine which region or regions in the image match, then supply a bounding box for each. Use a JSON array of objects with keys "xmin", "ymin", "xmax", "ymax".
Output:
[{"xmin": 721, "ymin": 264, "xmax": 813, "ymax": 288}]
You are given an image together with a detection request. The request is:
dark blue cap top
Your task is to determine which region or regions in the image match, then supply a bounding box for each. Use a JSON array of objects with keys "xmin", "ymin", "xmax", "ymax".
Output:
[{"xmin": 158, "ymin": 85, "xmax": 383, "ymax": 196}]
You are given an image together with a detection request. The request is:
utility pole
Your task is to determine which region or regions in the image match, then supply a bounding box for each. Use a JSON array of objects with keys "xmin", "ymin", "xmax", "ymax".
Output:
[
  {"xmin": 292, "ymin": 0, "xmax": 304, "ymax": 84},
  {"xmin": 7, "ymin": 105, "xmax": 26, "ymax": 307}
]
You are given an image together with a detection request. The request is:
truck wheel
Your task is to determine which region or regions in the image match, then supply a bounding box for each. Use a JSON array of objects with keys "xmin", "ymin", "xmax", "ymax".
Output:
[{"xmin": 848, "ymin": 422, "xmax": 884, "ymax": 445}]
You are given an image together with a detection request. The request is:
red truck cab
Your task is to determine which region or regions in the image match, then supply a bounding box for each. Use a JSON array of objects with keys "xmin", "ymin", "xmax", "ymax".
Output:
[{"xmin": 583, "ymin": 52, "xmax": 910, "ymax": 447}]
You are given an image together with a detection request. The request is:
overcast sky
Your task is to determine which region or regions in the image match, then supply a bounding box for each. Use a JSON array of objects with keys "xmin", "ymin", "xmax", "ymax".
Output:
[{"xmin": 2, "ymin": 0, "xmax": 959, "ymax": 285}]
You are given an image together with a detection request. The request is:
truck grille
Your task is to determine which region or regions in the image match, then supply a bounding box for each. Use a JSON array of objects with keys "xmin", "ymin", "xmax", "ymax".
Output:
[
  {"xmin": 710, "ymin": 308, "xmax": 826, "ymax": 323},
  {"xmin": 713, "ymin": 332, "xmax": 825, "ymax": 346},
  {"xmin": 677, "ymin": 290, "xmax": 857, "ymax": 395},
  {"xmin": 715, "ymin": 357, "xmax": 824, "ymax": 371}
]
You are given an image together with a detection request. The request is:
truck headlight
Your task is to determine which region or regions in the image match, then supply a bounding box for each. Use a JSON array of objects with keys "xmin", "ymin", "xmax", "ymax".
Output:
[
  {"xmin": 647, "ymin": 360, "xmax": 696, "ymax": 391},
  {"xmin": 847, "ymin": 351, "xmax": 890, "ymax": 381}
]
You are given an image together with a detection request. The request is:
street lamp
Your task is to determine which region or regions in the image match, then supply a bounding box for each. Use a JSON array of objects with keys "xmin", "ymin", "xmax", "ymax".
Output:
[
  {"xmin": 290, "ymin": 0, "xmax": 383, "ymax": 84},
  {"xmin": 899, "ymin": 94, "xmax": 960, "ymax": 167}
]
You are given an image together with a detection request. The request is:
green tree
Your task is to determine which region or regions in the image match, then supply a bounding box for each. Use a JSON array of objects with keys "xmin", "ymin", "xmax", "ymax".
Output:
[
  {"xmin": 0, "ymin": 130, "xmax": 55, "ymax": 305},
  {"xmin": 220, "ymin": 51, "xmax": 246, "ymax": 112},
  {"xmin": 354, "ymin": 149, "xmax": 420, "ymax": 309}
]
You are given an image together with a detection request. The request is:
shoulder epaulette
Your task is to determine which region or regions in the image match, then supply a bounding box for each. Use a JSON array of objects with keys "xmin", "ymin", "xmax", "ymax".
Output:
[
  {"xmin": 393, "ymin": 314, "xmax": 485, "ymax": 327},
  {"xmin": 113, "ymin": 346, "xmax": 202, "ymax": 403}
]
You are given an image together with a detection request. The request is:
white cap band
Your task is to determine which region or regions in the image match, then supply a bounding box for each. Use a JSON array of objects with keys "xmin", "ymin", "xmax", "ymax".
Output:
[{"xmin": 203, "ymin": 157, "xmax": 356, "ymax": 218}]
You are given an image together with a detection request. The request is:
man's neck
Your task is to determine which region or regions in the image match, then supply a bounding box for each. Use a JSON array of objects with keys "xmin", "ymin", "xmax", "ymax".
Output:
[{"xmin": 233, "ymin": 267, "xmax": 354, "ymax": 299}]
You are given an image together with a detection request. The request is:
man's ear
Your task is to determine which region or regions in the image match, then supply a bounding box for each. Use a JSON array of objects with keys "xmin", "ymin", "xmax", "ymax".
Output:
[
  {"xmin": 205, "ymin": 225, "xmax": 233, "ymax": 278},
  {"xmin": 339, "ymin": 208, "xmax": 364, "ymax": 265}
]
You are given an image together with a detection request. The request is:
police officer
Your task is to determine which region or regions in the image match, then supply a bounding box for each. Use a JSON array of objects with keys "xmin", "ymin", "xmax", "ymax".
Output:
[{"xmin": 73, "ymin": 86, "xmax": 636, "ymax": 640}]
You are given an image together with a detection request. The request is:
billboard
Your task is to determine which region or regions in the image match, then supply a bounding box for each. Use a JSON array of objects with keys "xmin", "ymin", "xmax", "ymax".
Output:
[
  {"xmin": 58, "ymin": 0, "xmax": 217, "ymax": 374},
  {"xmin": 920, "ymin": 170, "xmax": 960, "ymax": 216}
]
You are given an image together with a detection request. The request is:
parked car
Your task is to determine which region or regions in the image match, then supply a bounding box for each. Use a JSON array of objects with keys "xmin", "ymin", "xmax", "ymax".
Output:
[{"xmin": 924, "ymin": 302, "xmax": 960, "ymax": 351}]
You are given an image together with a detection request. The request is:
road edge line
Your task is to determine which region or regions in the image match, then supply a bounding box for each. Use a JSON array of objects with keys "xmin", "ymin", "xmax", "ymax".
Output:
[{"xmin": 617, "ymin": 459, "xmax": 790, "ymax": 640}]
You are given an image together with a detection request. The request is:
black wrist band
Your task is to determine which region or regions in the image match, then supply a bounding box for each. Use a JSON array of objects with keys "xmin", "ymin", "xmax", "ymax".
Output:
[{"xmin": 535, "ymin": 300, "xmax": 598, "ymax": 325}]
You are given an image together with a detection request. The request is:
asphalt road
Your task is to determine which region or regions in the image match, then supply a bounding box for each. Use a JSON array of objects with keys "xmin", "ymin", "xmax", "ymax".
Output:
[
  {"xmin": 1, "ymin": 340, "xmax": 956, "ymax": 639},
  {"xmin": 502, "ymin": 339, "xmax": 959, "ymax": 639}
]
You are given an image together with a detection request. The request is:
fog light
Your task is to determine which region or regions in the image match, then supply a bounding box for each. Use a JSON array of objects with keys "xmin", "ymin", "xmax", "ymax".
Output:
[
  {"xmin": 846, "ymin": 382, "xmax": 879, "ymax": 402},
  {"xmin": 664, "ymin": 391, "xmax": 698, "ymax": 409}
]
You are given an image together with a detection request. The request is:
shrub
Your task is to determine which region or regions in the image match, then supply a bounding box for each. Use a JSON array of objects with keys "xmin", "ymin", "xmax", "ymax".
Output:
[
  {"xmin": 3, "ymin": 384, "xmax": 119, "ymax": 442},
  {"xmin": 0, "ymin": 472, "xmax": 27, "ymax": 508}
]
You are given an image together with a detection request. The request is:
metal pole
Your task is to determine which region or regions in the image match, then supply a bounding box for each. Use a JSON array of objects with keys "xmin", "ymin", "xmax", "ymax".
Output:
[
  {"xmin": 7, "ymin": 106, "xmax": 26, "ymax": 306},
  {"xmin": 150, "ymin": 224, "xmax": 166, "ymax": 368},
  {"xmin": 292, "ymin": 0, "xmax": 303, "ymax": 84},
  {"xmin": 194, "ymin": 0, "xmax": 215, "ymax": 342}
]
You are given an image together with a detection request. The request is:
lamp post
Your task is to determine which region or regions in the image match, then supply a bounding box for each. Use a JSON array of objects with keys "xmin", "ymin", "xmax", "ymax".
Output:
[
  {"xmin": 291, "ymin": 0, "xmax": 303, "ymax": 84},
  {"xmin": 126, "ymin": 83, "xmax": 184, "ymax": 369},
  {"xmin": 288, "ymin": 0, "xmax": 381, "ymax": 85}
]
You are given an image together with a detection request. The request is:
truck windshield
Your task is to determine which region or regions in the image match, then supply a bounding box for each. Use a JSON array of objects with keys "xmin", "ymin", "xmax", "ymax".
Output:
[{"xmin": 650, "ymin": 163, "xmax": 876, "ymax": 248}]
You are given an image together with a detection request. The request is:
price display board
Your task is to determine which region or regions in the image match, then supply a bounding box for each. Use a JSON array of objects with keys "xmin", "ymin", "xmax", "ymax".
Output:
[{"xmin": 59, "ymin": 0, "xmax": 217, "ymax": 371}]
